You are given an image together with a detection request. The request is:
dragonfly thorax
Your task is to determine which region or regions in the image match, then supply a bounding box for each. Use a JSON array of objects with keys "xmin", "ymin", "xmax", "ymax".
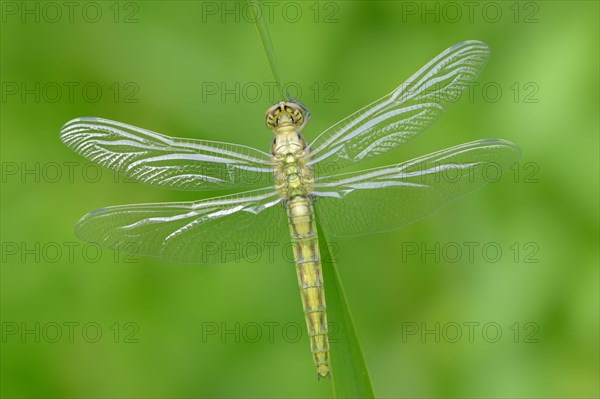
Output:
[{"xmin": 272, "ymin": 144, "xmax": 314, "ymax": 199}]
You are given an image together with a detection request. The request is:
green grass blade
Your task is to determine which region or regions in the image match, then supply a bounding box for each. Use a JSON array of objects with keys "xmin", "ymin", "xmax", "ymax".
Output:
[
  {"xmin": 247, "ymin": 0, "xmax": 288, "ymax": 101},
  {"xmin": 318, "ymin": 223, "xmax": 375, "ymax": 398}
]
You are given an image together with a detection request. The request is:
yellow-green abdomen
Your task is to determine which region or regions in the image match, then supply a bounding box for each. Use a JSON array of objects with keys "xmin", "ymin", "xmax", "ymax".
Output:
[{"xmin": 286, "ymin": 195, "xmax": 330, "ymax": 378}]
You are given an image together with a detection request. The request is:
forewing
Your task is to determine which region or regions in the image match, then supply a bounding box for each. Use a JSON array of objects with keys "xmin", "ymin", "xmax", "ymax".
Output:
[
  {"xmin": 312, "ymin": 139, "xmax": 520, "ymax": 237},
  {"xmin": 60, "ymin": 117, "xmax": 274, "ymax": 191},
  {"xmin": 308, "ymin": 41, "xmax": 490, "ymax": 173},
  {"xmin": 75, "ymin": 188, "xmax": 286, "ymax": 263}
]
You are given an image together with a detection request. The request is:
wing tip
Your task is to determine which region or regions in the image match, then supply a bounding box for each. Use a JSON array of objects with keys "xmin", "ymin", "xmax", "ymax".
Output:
[
  {"xmin": 478, "ymin": 138, "xmax": 522, "ymax": 163},
  {"xmin": 453, "ymin": 40, "xmax": 489, "ymax": 49},
  {"xmin": 480, "ymin": 137, "xmax": 520, "ymax": 148},
  {"xmin": 73, "ymin": 207, "xmax": 114, "ymax": 248},
  {"xmin": 59, "ymin": 116, "xmax": 105, "ymax": 142},
  {"xmin": 449, "ymin": 40, "xmax": 490, "ymax": 61},
  {"xmin": 59, "ymin": 116, "xmax": 112, "ymax": 129}
]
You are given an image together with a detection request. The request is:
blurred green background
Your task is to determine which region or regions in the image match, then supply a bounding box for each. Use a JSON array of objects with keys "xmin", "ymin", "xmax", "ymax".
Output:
[{"xmin": 1, "ymin": 1, "xmax": 598, "ymax": 398}]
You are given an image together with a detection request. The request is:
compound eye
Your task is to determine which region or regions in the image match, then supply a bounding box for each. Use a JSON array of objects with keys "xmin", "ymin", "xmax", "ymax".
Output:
[{"xmin": 290, "ymin": 109, "xmax": 303, "ymax": 125}]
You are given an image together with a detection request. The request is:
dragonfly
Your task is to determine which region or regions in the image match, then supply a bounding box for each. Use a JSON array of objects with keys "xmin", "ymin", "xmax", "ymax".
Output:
[{"xmin": 60, "ymin": 40, "xmax": 520, "ymax": 379}]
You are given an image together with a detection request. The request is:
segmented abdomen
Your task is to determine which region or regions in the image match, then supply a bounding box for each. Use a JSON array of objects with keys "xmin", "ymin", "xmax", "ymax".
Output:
[{"xmin": 286, "ymin": 195, "xmax": 330, "ymax": 378}]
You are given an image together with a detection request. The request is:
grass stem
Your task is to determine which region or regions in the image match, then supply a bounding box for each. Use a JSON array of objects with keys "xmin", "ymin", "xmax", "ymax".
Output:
[
  {"xmin": 247, "ymin": 0, "xmax": 288, "ymax": 101},
  {"xmin": 318, "ymin": 223, "xmax": 375, "ymax": 398}
]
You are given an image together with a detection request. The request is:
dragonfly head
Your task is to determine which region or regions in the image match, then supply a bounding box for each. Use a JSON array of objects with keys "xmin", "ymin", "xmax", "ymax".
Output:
[{"xmin": 265, "ymin": 101, "xmax": 309, "ymax": 132}]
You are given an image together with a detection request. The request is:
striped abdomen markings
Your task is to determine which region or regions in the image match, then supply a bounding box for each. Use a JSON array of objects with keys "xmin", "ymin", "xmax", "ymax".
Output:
[{"xmin": 286, "ymin": 195, "xmax": 330, "ymax": 378}]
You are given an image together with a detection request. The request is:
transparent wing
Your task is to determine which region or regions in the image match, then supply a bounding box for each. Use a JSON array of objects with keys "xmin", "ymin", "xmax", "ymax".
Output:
[
  {"xmin": 308, "ymin": 41, "xmax": 490, "ymax": 174},
  {"xmin": 75, "ymin": 188, "xmax": 286, "ymax": 263},
  {"xmin": 312, "ymin": 139, "xmax": 520, "ymax": 237},
  {"xmin": 60, "ymin": 117, "xmax": 274, "ymax": 191}
]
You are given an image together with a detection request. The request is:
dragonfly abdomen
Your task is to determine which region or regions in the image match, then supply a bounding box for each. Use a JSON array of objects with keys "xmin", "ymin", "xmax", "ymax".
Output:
[{"xmin": 286, "ymin": 195, "xmax": 330, "ymax": 379}]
